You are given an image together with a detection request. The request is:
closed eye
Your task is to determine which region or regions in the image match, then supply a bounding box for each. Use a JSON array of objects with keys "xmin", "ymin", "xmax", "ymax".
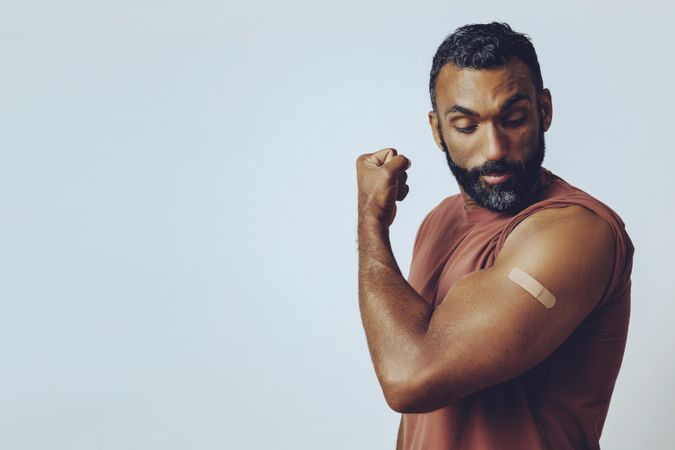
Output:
[
  {"xmin": 504, "ymin": 114, "xmax": 527, "ymax": 128},
  {"xmin": 455, "ymin": 125, "xmax": 478, "ymax": 134}
]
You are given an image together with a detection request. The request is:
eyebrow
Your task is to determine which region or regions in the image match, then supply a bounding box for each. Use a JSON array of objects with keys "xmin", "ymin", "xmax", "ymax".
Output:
[{"xmin": 444, "ymin": 92, "xmax": 532, "ymax": 118}]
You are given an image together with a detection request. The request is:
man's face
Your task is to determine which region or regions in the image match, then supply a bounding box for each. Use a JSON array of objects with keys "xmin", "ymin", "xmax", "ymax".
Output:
[{"xmin": 429, "ymin": 58, "xmax": 552, "ymax": 212}]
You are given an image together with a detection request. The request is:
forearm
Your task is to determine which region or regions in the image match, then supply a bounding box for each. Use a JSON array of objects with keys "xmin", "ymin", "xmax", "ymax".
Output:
[{"xmin": 357, "ymin": 214, "xmax": 433, "ymax": 397}]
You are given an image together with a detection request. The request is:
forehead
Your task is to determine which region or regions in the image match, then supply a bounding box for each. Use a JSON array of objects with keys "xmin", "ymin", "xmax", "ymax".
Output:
[{"xmin": 435, "ymin": 58, "xmax": 536, "ymax": 112}]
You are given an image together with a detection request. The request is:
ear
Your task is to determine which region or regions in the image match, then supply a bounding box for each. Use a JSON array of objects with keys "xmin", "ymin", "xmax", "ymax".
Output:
[
  {"xmin": 428, "ymin": 111, "xmax": 445, "ymax": 152},
  {"xmin": 539, "ymin": 88, "xmax": 553, "ymax": 132}
]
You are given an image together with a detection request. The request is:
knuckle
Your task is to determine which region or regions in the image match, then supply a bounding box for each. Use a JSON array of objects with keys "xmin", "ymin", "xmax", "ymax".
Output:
[{"xmin": 356, "ymin": 153, "xmax": 370, "ymax": 167}]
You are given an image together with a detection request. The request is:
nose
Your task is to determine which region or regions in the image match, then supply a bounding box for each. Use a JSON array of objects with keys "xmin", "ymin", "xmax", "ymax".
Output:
[{"xmin": 483, "ymin": 123, "xmax": 509, "ymax": 161}]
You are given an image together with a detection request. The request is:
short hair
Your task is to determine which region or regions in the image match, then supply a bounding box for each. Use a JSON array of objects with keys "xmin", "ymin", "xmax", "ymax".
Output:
[{"xmin": 429, "ymin": 22, "xmax": 544, "ymax": 111}]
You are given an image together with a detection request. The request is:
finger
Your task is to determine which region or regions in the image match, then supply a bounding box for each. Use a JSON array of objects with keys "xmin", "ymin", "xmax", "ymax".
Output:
[
  {"xmin": 357, "ymin": 148, "xmax": 397, "ymax": 168},
  {"xmin": 397, "ymin": 183, "xmax": 410, "ymax": 201},
  {"xmin": 374, "ymin": 148, "xmax": 397, "ymax": 165},
  {"xmin": 397, "ymin": 171, "xmax": 408, "ymax": 185},
  {"xmin": 396, "ymin": 171, "xmax": 408, "ymax": 201},
  {"xmin": 385, "ymin": 154, "xmax": 411, "ymax": 175}
]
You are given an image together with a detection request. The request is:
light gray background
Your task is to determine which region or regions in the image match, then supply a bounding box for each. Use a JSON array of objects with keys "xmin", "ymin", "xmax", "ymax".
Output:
[{"xmin": 1, "ymin": 1, "xmax": 673, "ymax": 449}]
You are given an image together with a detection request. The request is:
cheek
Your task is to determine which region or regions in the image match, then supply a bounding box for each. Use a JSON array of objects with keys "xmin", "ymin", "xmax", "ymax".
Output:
[
  {"xmin": 512, "ymin": 125, "xmax": 540, "ymax": 157},
  {"xmin": 444, "ymin": 137, "xmax": 474, "ymax": 167}
]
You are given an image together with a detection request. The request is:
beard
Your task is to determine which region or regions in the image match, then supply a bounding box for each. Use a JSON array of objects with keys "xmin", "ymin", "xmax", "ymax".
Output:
[{"xmin": 438, "ymin": 121, "xmax": 546, "ymax": 213}]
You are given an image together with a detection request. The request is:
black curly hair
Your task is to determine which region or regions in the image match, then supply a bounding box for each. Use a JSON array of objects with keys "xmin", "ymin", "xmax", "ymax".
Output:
[{"xmin": 429, "ymin": 22, "xmax": 544, "ymax": 111}]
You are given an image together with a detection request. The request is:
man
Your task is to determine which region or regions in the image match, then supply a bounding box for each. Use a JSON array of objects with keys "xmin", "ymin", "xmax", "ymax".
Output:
[{"xmin": 355, "ymin": 22, "xmax": 633, "ymax": 450}]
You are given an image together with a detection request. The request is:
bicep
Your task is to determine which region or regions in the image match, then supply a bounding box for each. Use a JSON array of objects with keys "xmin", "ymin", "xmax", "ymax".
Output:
[{"xmin": 408, "ymin": 208, "xmax": 615, "ymax": 411}]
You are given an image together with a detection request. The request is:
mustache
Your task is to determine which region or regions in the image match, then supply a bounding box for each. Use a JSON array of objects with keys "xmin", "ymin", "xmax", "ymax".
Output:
[{"xmin": 470, "ymin": 160, "xmax": 524, "ymax": 177}]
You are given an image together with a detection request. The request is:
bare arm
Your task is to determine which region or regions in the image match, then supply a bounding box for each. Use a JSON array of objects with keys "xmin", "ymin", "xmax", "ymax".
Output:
[
  {"xmin": 356, "ymin": 148, "xmax": 615, "ymax": 413},
  {"xmin": 357, "ymin": 215, "xmax": 432, "ymax": 401},
  {"xmin": 356, "ymin": 148, "xmax": 432, "ymax": 408}
]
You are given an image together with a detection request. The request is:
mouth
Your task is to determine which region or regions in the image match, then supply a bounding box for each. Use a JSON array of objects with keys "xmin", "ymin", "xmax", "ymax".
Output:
[{"xmin": 481, "ymin": 173, "xmax": 513, "ymax": 185}]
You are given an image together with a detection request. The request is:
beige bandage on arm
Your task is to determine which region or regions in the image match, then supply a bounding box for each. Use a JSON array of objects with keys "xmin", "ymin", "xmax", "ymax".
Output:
[{"xmin": 508, "ymin": 268, "xmax": 557, "ymax": 309}]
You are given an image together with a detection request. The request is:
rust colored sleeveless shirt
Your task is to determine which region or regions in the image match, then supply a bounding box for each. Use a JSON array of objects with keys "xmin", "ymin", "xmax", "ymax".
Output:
[{"xmin": 401, "ymin": 168, "xmax": 634, "ymax": 450}]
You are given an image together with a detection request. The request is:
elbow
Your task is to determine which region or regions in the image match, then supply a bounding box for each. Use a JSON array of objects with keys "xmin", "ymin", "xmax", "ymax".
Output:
[
  {"xmin": 380, "ymin": 371, "xmax": 462, "ymax": 414},
  {"xmin": 382, "ymin": 379, "xmax": 414, "ymax": 413},
  {"xmin": 378, "ymin": 368, "xmax": 416, "ymax": 413}
]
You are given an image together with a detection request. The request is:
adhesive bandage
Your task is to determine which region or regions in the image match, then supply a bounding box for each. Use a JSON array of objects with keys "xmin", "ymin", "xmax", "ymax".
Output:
[{"xmin": 508, "ymin": 268, "xmax": 557, "ymax": 309}]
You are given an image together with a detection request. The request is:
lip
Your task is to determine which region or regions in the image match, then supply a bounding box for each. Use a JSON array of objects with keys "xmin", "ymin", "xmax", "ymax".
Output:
[{"xmin": 481, "ymin": 173, "xmax": 512, "ymax": 185}]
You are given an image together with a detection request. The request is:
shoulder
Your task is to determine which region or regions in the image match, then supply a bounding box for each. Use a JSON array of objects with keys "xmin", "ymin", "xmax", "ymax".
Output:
[
  {"xmin": 507, "ymin": 205, "xmax": 613, "ymax": 246},
  {"xmin": 497, "ymin": 205, "xmax": 616, "ymax": 296},
  {"xmin": 503, "ymin": 205, "xmax": 614, "ymax": 258},
  {"xmin": 500, "ymin": 168, "xmax": 625, "ymax": 259},
  {"xmin": 535, "ymin": 169, "xmax": 628, "ymax": 233},
  {"xmin": 498, "ymin": 180, "xmax": 634, "ymax": 308}
]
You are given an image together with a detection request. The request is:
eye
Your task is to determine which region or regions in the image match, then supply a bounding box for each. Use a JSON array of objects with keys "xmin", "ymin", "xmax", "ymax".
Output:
[
  {"xmin": 455, "ymin": 125, "xmax": 478, "ymax": 134},
  {"xmin": 504, "ymin": 114, "xmax": 527, "ymax": 128}
]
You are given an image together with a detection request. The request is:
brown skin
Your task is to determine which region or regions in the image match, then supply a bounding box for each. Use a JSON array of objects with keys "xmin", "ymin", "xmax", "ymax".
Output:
[
  {"xmin": 355, "ymin": 59, "xmax": 616, "ymax": 421},
  {"xmin": 430, "ymin": 59, "xmax": 552, "ymax": 208}
]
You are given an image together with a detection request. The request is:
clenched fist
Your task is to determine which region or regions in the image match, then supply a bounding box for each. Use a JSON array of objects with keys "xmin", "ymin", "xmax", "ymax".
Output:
[{"xmin": 356, "ymin": 148, "xmax": 411, "ymax": 227}]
